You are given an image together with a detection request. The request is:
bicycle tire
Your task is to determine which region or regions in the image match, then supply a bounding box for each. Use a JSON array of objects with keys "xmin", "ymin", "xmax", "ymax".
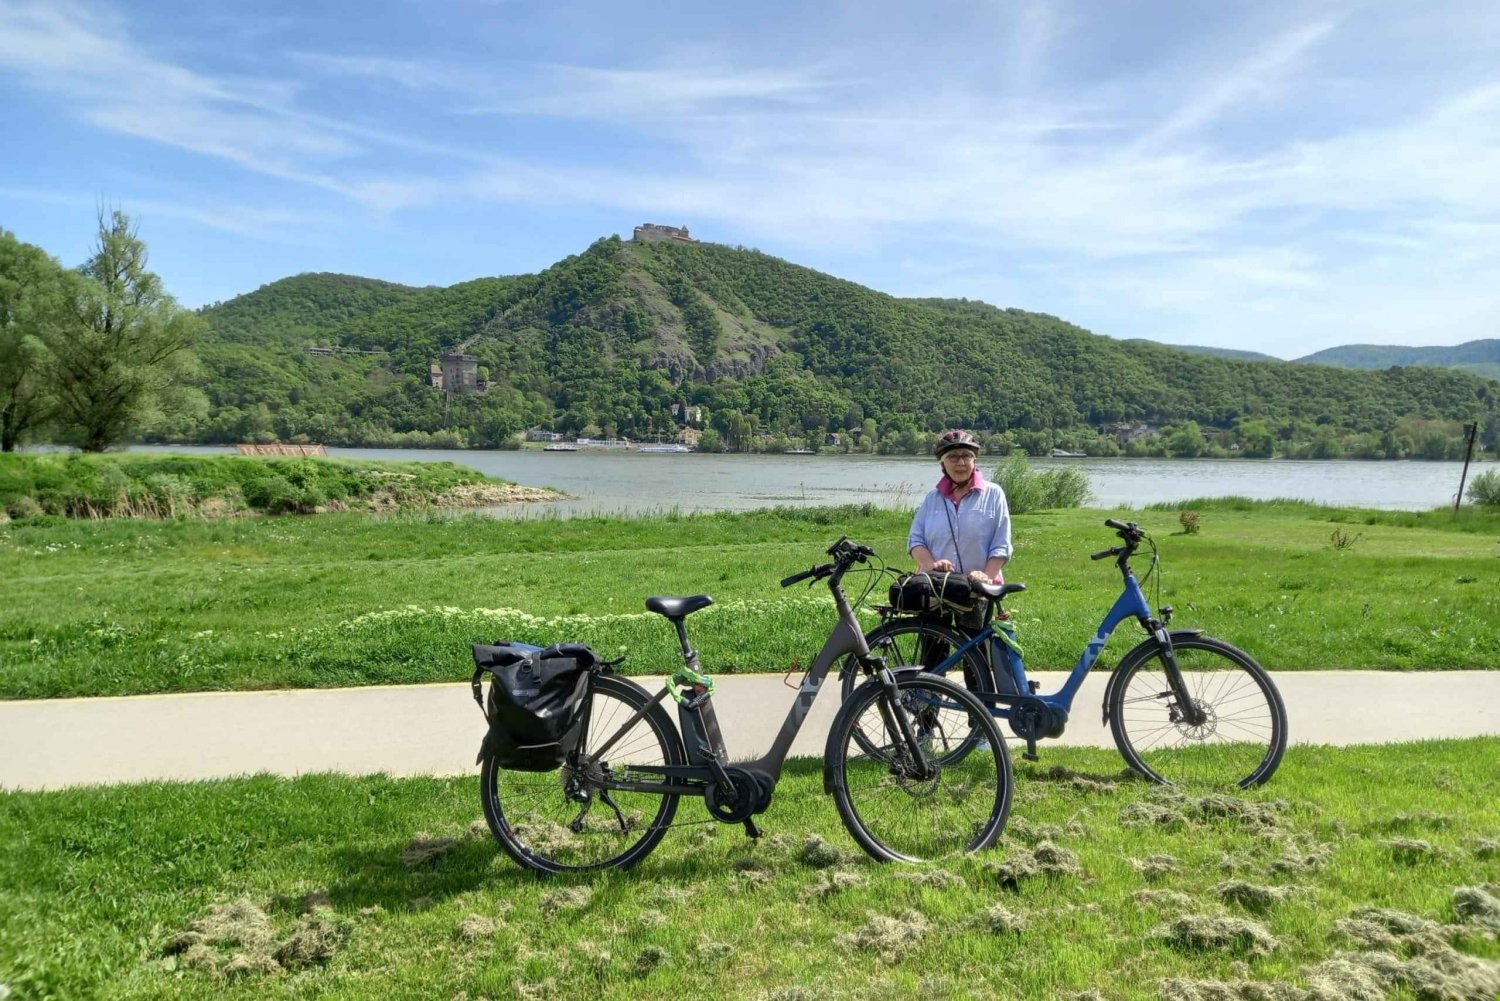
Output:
[
  {"xmin": 827, "ymin": 671, "xmax": 1012, "ymax": 862},
  {"xmin": 842, "ymin": 617, "xmax": 990, "ymax": 699},
  {"xmin": 1108, "ymin": 635, "xmax": 1287, "ymax": 789},
  {"xmin": 481, "ymin": 674, "xmax": 685, "ymax": 873}
]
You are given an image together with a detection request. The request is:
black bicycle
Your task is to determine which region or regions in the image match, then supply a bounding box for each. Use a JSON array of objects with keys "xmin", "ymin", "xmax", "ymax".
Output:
[{"xmin": 480, "ymin": 537, "xmax": 1013, "ymax": 873}]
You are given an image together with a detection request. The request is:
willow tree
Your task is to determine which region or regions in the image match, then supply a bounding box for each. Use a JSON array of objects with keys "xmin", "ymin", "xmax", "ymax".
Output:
[{"xmin": 45, "ymin": 211, "xmax": 200, "ymax": 451}]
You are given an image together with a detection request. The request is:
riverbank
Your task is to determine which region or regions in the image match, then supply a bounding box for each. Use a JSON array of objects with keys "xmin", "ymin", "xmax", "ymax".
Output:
[
  {"xmin": 2, "ymin": 502, "xmax": 1495, "ymax": 699},
  {"xmin": 0, "ymin": 453, "xmax": 565, "ymax": 520}
]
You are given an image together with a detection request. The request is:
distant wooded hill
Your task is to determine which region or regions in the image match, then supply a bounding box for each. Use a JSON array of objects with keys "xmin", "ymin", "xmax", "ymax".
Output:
[
  {"xmin": 1152, "ymin": 340, "xmax": 1500, "ymax": 380},
  {"xmin": 183, "ymin": 237, "xmax": 1497, "ymax": 458}
]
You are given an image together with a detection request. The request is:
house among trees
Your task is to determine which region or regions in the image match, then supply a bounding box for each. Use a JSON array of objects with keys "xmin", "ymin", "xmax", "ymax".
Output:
[{"xmin": 633, "ymin": 223, "xmax": 696, "ymax": 243}]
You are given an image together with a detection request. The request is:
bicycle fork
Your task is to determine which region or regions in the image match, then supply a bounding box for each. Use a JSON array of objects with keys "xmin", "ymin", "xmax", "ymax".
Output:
[
  {"xmin": 873, "ymin": 666, "xmax": 936, "ymax": 779},
  {"xmin": 1151, "ymin": 623, "xmax": 1208, "ymax": 728}
]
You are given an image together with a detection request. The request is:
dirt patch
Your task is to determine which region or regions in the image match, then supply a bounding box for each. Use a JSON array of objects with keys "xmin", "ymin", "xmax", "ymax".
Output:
[
  {"xmin": 1122, "ymin": 801, "xmax": 1191, "ymax": 830},
  {"xmin": 457, "ymin": 914, "xmax": 499, "ymax": 941},
  {"xmin": 1216, "ymin": 881, "xmax": 1297, "ymax": 914},
  {"xmin": 835, "ymin": 910, "xmax": 930, "ymax": 963},
  {"xmin": 1471, "ymin": 839, "xmax": 1499, "ymax": 860},
  {"xmin": 1154, "ymin": 914, "xmax": 1279, "ymax": 956}
]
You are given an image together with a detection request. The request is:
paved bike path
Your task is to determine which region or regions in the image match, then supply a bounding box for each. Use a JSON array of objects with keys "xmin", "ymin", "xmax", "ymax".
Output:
[{"xmin": 2, "ymin": 671, "xmax": 1497, "ymax": 791}]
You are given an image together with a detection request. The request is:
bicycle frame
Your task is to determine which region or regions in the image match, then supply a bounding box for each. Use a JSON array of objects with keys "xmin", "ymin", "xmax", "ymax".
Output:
[
  {"xmin": 920, "ymin": 567, "xmax": 1158, "ymax": 721},
  {"xmin": 584, "ymin": 556, "xmax": 885, "ymax": 810}
]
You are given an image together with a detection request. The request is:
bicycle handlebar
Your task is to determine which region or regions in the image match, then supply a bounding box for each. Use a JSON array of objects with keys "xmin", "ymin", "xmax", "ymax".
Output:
[
  {"xmin": 781, "ymin": 563, "xmax": 835, "ymax": 587},
  {"xmin": 1090, "ymin": 548, "xmax": 1121, "ymax": 561}
]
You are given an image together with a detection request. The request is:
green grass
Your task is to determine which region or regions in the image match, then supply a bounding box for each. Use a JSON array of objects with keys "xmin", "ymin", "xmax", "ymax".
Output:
[
  {"xmin": 1, "ymin": 503, "xmax": 1498, "ymax": 699},
  {"xmin": 2, "ymin": 740, "xmax": 1497, "ymax": 1000},
  {"xmin": 0, "ymin": 453, "xmax": 537, "ymax": 518}
]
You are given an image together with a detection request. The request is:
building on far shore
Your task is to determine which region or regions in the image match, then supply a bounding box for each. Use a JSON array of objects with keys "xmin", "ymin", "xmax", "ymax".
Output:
[{"xmin": 633, "ymin": 223, "xmax": 696, "ymax": 243}]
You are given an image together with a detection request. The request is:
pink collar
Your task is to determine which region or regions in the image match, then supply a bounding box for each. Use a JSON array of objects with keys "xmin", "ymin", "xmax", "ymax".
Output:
[{"xmin": 937, "ymin": 468, "xmax": 985, "ymax": 502}]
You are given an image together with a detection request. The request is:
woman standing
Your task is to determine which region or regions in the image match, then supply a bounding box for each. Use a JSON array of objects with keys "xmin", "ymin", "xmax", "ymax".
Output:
[{"xmin": 909, "ymin": 430, "xmax": 1012, "ymax": 586}]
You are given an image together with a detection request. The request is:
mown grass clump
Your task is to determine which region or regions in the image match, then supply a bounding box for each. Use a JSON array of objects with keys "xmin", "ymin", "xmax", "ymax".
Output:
[
  {"xmin": 0, "ymin": 452, "xmax": 555, "ymax": 519},
  {"xmin": 1, "ymin": 742, "xmax": 1498, "ymax": 999}
]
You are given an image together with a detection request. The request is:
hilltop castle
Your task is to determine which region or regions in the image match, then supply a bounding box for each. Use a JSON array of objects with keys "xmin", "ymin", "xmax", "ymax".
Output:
[{"xmin": 632, "ymin": 223, "xmax": 696, "ymax": 243}]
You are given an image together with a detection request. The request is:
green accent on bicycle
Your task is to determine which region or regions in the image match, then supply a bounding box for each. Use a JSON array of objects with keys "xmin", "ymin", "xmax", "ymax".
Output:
[
  {"xmin": 667, "ymin": 664, "xmax": 716, "ymax": 703},
  {"xmin": 993, "ymin": 619, "xmax": 1025, "ymax": 659}
]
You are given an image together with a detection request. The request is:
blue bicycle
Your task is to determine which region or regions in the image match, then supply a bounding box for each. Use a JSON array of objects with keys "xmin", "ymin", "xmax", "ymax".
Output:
[{"xmin": 839, "ymin": 519, "xmax": 1287, "ymax": 788}]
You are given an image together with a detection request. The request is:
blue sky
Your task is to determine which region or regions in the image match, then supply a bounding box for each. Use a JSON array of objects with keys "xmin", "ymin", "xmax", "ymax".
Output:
[{"xmin": 2, "ymin": 0, "xmax": 1497, "ymax": 358}]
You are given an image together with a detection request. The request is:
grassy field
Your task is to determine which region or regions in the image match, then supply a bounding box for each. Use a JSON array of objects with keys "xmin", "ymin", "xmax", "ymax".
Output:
[
  {"xmin": 1, "ymin": 500, "xmax": 1497, "ymax": 699},
  {"xmin": 1, "ymin": 740, "xmax": 1496, "ymax": 1000}
]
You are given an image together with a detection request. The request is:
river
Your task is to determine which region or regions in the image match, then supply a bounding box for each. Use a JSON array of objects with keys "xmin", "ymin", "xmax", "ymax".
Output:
[{"xmin": 133, "ymin": 445, "xmax": 1491, "ymax": 517}]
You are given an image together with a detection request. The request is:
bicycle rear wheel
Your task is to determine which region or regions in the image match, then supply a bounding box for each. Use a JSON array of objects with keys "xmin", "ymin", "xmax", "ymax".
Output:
[
  {"xmin": 827, "ymin": 672, "xmax": 1011, "ymax": 862},
  {"xmin": 1109, "ymin": 635, "xmax": 1287, "ymax": 789},
  {"xmin": 840, "ymin": 617, "xmax": 988, "ymax": 702},
  {"xmin": 481, "ymin": 674, "xmax": 685, "ymax": 873}
]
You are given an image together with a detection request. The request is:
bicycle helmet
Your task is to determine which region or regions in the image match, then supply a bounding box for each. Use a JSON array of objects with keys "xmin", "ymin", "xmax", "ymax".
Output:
[{"xmin": 934, "ymin": 429, "xmax": 980, "ymax": 458}]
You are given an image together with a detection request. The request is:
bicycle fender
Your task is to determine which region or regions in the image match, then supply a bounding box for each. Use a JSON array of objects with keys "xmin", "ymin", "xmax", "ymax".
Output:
[{"xmin": 1101, "ymin": 629, "xmax": 1205, "ymax": 726}]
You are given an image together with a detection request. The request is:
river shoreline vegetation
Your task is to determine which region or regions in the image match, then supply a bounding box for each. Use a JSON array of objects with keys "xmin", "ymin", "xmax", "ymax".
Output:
[
  {"xmin": 5, "ymin": 227, "xmax": 1497, "ymax": 461},
  {"xmin": 2, "ymin": 501, "xmax": 1495, "ymax": 700},
  {"xmin": 2, "ymin": 740, "xmax": 1497, "ymax": 1000},
  {"xmin": 0, "ymin": 453, "xmax": 558, "ymax": 519}
]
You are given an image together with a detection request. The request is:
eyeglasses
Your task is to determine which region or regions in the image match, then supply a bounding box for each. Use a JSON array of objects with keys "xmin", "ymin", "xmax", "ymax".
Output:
[{"xmin": 941, "ymin": 452, "xmax": 977, "ymax": 462}]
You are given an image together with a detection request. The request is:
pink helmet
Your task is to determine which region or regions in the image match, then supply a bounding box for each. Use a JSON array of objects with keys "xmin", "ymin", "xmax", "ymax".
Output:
[{"xmin": 934, "ymin": 429, "xmax": 980, "ymax": 457}]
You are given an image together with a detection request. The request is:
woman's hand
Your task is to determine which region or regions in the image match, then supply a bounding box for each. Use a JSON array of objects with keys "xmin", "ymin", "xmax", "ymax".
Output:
[
  {"xmin": 967, "ymin": 569, "xmax": 993, "ymax": 585},
  {"xmin": 929, "ymin": 559, "xmax": 956, "ymax": 573}
]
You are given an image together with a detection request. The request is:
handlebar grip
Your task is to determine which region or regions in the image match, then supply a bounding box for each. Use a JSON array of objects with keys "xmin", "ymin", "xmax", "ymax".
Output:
[
  {"xmin": 780, "ymin": 568, "xmax": 815, "ymax": 587},
  {"xmin": 1090, "ymin": 548, "xmax": 1119, "ymax": 561},
  {"xmin": 1104, "ymin": 518, "xmax": 1128, "ymax": 531}
]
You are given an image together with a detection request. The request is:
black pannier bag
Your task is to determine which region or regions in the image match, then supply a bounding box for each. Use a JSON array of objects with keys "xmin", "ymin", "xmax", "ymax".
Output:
[
  {"xmin": 471, "ymin": 642, "xmax": 598, "ymax": 771},
  {"xmin": 888, "ymin": 571, "xmax": 978, "ymax": 616}
]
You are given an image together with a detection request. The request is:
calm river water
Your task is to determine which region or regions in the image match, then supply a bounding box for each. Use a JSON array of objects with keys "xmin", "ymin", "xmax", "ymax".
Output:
[{"xmin": 137, "ymin": 445, "xmax": 1491, "ymax": 517}]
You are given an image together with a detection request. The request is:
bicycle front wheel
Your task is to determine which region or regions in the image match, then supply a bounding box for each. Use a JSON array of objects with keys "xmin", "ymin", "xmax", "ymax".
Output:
[
  {"xmin": 828, "ymin": 672, "xmax": 1012, "ymax": 862},
  {"xmin": 1109, "ymin": 635, "xmax": 1287, "ymax": 789},
  {"xmin": 481, "ymin": 674, "xmax": 685, "ymax": 873}
]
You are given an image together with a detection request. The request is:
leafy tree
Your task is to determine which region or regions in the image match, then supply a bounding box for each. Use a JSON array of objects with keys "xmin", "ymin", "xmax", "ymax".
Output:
[
  {"xmin": 44, "ymin": 212, "xmax": 200, "ymax": 451},
  {"xmin": 0, "ymin": 230, "xmax": 71, "ymax": 451}
]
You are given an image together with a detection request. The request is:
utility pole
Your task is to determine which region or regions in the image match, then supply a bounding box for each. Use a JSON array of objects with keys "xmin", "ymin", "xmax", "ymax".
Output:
[{"xmin": 1454, "ymin": 421, "xmax": 1479, "ymax": 513}]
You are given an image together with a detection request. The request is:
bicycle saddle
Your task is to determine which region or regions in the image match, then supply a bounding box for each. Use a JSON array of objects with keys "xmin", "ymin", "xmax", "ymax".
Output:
[
  {"xmin": 972, "ymin": 581, "xmax": 1026, "ymax": 601},
  {"xmin": 645, "ymin": 594, "xmax": 715, "ymax": 618}
]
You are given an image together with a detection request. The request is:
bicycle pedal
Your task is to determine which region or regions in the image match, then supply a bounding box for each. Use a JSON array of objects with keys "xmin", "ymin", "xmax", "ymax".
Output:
[
  {"xmin": 1022, "ymin": 751, "xmax": 1039, "ymax": 762},
  {"xmin": 742, "ymin": 818, "xmax": 763, "ymax": 839}
]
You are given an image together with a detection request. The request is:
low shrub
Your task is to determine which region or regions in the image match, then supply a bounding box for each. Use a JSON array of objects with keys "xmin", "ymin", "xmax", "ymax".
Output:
[
  {"xmin": 1466, "ymin": 469, "xmax": 1500, "ymax": 507},
  {"xmin": 993, "ymin": 455, "xmax": 1090, "ymax": 514}
]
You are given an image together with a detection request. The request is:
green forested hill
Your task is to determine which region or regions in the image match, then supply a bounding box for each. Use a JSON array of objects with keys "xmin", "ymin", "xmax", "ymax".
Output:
[
  {"xmin": 1296, "ymin": 339, "xmax": 1500, "ymax": 380},
  {"xmin": 183, "ymin": 237, "xmax": 1498, "ymax": 458}
]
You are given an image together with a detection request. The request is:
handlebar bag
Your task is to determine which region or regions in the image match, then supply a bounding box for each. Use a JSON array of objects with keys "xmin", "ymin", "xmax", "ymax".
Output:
[
  {"xmin": 472, "ymin": 642, "xmax": 596, "ymax": 771},
  {"xmin": 889, "ymin": 571, "xmax": 978, "ymax": 616}
]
